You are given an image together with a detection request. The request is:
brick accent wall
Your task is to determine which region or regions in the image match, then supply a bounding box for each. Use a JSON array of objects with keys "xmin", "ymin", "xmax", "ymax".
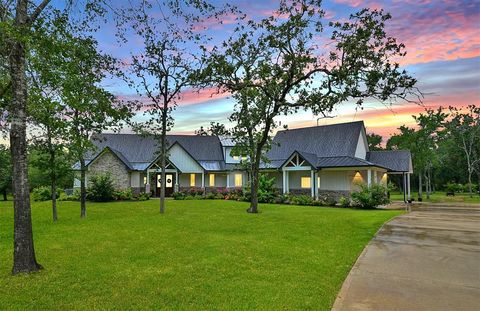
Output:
[{"xmin": 88, "ymin": 150, "xmax": 130, "ymax": 190}]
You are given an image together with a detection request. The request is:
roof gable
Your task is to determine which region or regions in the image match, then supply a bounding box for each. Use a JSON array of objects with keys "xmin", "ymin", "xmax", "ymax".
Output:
[
  {"xmin": 267, "ymin": 121, "xmax": 364, "ymax": 160},
  {"xmin": 89, "ymin": 133, "xmax": 224, "ymax": 165}
]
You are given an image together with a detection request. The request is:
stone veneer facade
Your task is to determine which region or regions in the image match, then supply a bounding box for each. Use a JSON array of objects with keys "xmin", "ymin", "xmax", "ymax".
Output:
[{"xmin": 87, "ymin": 150, "xmax": 130, "ymax": 190}]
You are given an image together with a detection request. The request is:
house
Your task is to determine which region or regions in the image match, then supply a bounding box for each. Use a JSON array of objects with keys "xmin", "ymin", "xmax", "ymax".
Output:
[{"xmin": 73, "ymin": 121, "xmax": 413, "ymax": 201}]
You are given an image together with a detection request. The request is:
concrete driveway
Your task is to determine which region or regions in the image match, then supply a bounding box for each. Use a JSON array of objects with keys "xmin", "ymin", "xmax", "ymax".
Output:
[{"xmin": 332, "ymin": 204, "xmax": 480, "ymax": 311}]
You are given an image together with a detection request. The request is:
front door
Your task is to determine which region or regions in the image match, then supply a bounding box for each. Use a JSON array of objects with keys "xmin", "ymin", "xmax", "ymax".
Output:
[{"xmin": 156, "ymin": 173, "xmax": 175, "ymax": 197}]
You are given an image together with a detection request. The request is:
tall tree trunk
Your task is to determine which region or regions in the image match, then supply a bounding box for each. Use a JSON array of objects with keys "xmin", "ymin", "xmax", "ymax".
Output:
[
  {"xmin": 476, "ymin": 170, "xmax": 480, "ymax": 192},
  {"xmin": 247, "ymin": 147, "xmax": 262, "ymax": 213},
  {"xmin": 418, "ymin": 173, "xmax": 423, "ymax": 201},
  {"xmin": 159, "ymin": 104, "xmax": 167, "ymax": 214},
  {"xmin": 9, "ymin": 0, "xmax": 42, "ymax": 274},
  {"xmin": 48, "ymin": 132, "xmax": 58, "ymax": 222},
  {"xmin": 51, "ymin": 176, "xmax": 57, "ymax": 221},
  {"xmin": 467, "ymin": 170, "xmax": 473, "ymax": 198},
  {"xmin": 425, "ymin": 170, "xmax": 431, "ymax": 199},
  {"xmin": 80, "ymin": 157, "xmax": 86, "ymax": 218}
]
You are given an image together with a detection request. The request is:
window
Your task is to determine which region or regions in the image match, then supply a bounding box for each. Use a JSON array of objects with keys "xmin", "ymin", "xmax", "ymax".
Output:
[
  {"xmin": 234, "ymin": 174, "xmax": 242, "ymax": 187},
  {"xmin": 143, "ymin": 176, "xmax": 147, "ymax": 185},
  {"xmin": 209, "ymin": 174, "xmax": 215, "ymax": 186},
  {"xmin": 301, "ymin": 177, "xmax": 311, "ymax": 188},
  {"xmin": 317, "ymin": 176, "xmax": 320, "ymax": 188},
  {"xmin": 190, "ymin": 174, "xmax": 195, "ymax": 187},
  {"xmin": 232, "ymin": 155, "xmax": 240, "ymax": 161}
]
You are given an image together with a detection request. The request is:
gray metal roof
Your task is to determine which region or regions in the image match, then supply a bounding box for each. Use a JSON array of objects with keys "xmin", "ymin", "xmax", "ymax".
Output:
[
  {"xmin": 267, "ymin": 121, "xmax": 364, "ymax": 160},
  {"xmin": 218, "ymin": 136, "xmax": 236, "ymax": 147},
  {"xmin": 75, "ymin": 123, "xmax": 412, "ymax": 173},
  {"xmin": 316, "ymin": 156, "xmax": 378, "ymax": 168},
  {"xmin": 90, "ymin": 133, "xmax": 224, "ymax": 162},
  {"xmin": 367, "ymin": 150, "xmax": 412, "ymax": 172}
]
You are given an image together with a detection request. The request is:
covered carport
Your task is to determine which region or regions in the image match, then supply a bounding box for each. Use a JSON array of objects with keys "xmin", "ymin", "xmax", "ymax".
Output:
[{"xmin": 367, "ymin": 150, "xmax": 413, "ymax": 203}]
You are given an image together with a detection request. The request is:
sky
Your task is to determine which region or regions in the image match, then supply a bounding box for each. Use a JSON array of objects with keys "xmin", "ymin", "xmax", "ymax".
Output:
[
  {"xmin": 100, "ymin": 0, "xmax": 478, "ymax": 140},
  {"xmin": 13, "ymin": 0, "xmax": 480, "ymax": 144}
]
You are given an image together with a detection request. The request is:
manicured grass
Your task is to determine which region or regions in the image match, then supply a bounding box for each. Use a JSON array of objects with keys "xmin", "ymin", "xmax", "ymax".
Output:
[
  {"xmin": 0, "ymin": 199, "xmax": 400, "ymax": 310},
  {"xmin": 390, "ymin": 191, "xmax": 480, "ymax": 203}
]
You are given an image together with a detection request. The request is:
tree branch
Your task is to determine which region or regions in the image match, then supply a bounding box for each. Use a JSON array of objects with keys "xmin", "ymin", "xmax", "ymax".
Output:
[{"xmin": 27, "ymin": 0, "xmax": 51, "ymax": 25}]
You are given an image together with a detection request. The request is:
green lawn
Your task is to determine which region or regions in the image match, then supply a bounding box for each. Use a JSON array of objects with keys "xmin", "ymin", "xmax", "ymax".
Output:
[
  {"xmin": 390, "ymin": 191, "xmax": 480, "ymax": 203},
  {"xmin": 0, "ymin": 199, "xmax": 400, "ymax": 310}
]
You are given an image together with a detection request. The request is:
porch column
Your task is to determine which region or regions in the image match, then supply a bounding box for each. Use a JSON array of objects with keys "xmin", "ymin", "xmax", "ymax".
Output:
[
  {"xmin": 373, "ymin": 171, "xmax": 378, "ymax": 184},
  {"xmin": 201, "ymin": 172, "xmax": 205, "ymax": 189},
  {"xmin": 407, "ymin": 173, "xmax": 411, "ymax": 202},
  {"xmin": 310, "ymin": 170, "xmax": 315, "ymax": 198},
  {"xmin": 367, "ymin": 169, "xmax": 372, "ymax": 186},
  {"xmin": 403, "ymin": 173, "xmax": 407, "ymax": 203},
  {"xmin": 282, "ymin": 170, "xmax": 289, "ymax": 194},
  {"xmin": 146, "ymin": 170, "xmax": 151, "ymax": 194},
  {"xmin": 226, "ymin": 173, "xmax": 230, "ymax": 188},
  {"xmin": 175, "ymin": 171, "xmax": 179, "ymax": 192}
]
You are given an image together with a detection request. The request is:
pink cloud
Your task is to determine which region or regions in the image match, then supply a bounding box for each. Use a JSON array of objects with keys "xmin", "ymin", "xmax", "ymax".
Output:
[{"xmin": 117, "ymin": 87, "xmax": 230, "ymax": 110}]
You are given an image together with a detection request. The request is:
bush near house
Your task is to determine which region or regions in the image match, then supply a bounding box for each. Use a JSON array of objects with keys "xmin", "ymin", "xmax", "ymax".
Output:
[
  {"xmin": 58, "ymin": 189, "xmax": 81, "ymax": 201},
  {"xmin": 32, "ymin": 186, "xmax": 62, "ymax": 201},
  {"xmin": 339, "ymin": 196, "xmax": 351, "ymax": 208},
  {"xmin": 172, "ymin": 188, "xmax": 340, "ymax": 207},
  {"xmin": 351, "ymin": 183, "xmax": 390, "ymax": 209},
  {"xmin": 87, "ymin": 173, "xmax": 116, "ymax": 202}
]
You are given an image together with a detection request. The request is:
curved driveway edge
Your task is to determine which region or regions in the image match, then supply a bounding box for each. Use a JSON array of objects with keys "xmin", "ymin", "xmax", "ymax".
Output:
[{"xmin": 332, "ymin": 204, "xmax": 480, "ymax": 311}]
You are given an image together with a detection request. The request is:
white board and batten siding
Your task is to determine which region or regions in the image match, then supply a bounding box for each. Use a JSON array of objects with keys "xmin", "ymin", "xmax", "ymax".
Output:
[
  {"xmin": 354, "ymin": 130, "xmax": 368, "ymax": 159},
  {"xmin": 168, "ymin": 143, "xmax": 204, "ymax": 173}
]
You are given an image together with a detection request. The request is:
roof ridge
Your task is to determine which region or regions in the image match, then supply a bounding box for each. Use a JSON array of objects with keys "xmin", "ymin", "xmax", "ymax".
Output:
[
  {"xmin": 277, "ymin": 120, "xmax": 364, "ymax": 133},
  {"xmin": 98, "ymin": 132, "xmax": 219, "ymax": 138}
]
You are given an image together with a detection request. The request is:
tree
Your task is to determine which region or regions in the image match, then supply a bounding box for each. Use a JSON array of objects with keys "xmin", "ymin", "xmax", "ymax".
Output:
[
  {"xmin": 0, "ymin": 144, "xmax": 11, "ymax": 200},
  {"xmin": 204, "ymin": 1, "xmax": 419, "ymax": 213},
  {"xmin": 443, "ymin": 105, "xmax": 480, "ymax": 197},
  {"xmin": 196, "ymin": 122, "xmax": 228, "ymax": 136},
  {"xmin": 117, "ymin": 0, "xmax": 224, "ymax": 214},
  {"xmin": 57, "ymin": 35, "xmax": 131, "ymax": 218},
  {"xmin": 387, "ymin": 108, "xmax": 447, "ymax": 199},
  {"xmin": 2, "ymin": 0, "xmax": 112, "ymax": 272},
  {"xmin": 367, "ymin": 133, "xmax": 383, "ymax": 151},
  {"xmin": 2, "ymin": 0, "xmax": 53, "ymax": 275}
]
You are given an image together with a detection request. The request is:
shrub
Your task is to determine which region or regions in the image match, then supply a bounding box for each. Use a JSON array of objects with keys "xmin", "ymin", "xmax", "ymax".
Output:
[
  {"xmin": 172, "ymin": 191, "xmax": 186, "ymax": 200},
  {"xmin": 87, "ymin": 173, "xmax": 115, "ymax": 202},
  {"xmin": 257, "ymin": 174, "xmax": 278, "ymax": 203},
  {"xmin": 58, "ymin": 189, "xmax": 80, "ymax": 201},
  {"xmin": 136, "ymin": 192, "xmax": 150, "ymax": 201},
  {"xmin": 319, "ymin": 195, "xmax": 337, "ymax": 206},
  {"xmin": 225, "ymin": 189, "xmax": 243, "ymax": 201},
  {"xmin": 462, "ymin": 183, "xmax": 478, "ymax": 193},
  {"xmin": 114, "ymin": 188, "xmax": 133, "ymax": 201},
  {"xmin": 445, "ymin": 182, "xmax": 462, "ymax": 193},
  {"xmin": 289, "ymin": 194, "xmax": 314, "ymax": 206},
  {"xmin": 339, "ymin": 196, "xmax": 350, "ymax": 208},
  {"xmin": 351, "ymin": 183, "xmax": 389, "ymax": 209},
  {"xmin": 187, "ymin": 187, "xmax": 204, "ymax": 197},
  {"xmin": 32, "ymin": 186, "xmax": 62, "ymax": 201},
  {"xmin": 205, "ymin": 192, "xmax": 217, "ymax": 199},
  {"xmin": 32, "ymin": 186, "xmax": 52, "ymax": 201}
]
